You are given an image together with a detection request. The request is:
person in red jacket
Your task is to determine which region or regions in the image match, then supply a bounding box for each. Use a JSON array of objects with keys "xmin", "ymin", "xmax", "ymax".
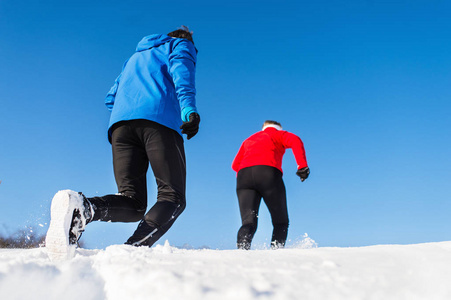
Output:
[{"xmin": 232, "ymin": 120, "xmax": 310, "ymax": 250}]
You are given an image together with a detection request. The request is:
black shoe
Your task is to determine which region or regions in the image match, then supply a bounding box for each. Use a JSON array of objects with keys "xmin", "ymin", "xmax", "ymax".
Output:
[
  {"xmin": 69, "ymin": 192, "xmax": 94, "ymax": 245},
  {"xmin": 270, "ymin": 241, "xmax": 285, "ymax": 250},
  {"xmin": 46, "ymin": 190, "xmax": 94, "ymax": 260},
  {"xmin": 125, "ymin": 220, "xmax": 159, "ymax": 247},
  {"xmin": 237, "ymin": 242, "xmax": 251, "ymax": 250}
]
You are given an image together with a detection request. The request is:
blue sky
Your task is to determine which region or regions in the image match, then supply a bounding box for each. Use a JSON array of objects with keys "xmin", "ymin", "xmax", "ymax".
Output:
[{"xmin": 1, "ymin": 0, "xmax": 450, "ymax": 249}]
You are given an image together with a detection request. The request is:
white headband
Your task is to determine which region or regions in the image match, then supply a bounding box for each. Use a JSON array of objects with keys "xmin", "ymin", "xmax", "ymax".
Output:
[{"xmin": 262, "ymin": 124, "xmax": 282, "ymax": 131}]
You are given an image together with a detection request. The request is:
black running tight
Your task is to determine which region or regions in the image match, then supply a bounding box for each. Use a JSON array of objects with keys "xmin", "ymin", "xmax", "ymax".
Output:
[
  {"xmin": 236, "ymin": 165, "xmax": 288, "ymax": 250},
  {"xmin": 87, "ymin": 119, "xmax": 186, "ymax": 246}
]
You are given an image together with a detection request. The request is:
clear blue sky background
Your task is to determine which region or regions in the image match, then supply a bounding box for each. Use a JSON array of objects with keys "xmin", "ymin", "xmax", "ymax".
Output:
[{"xmin": 1, "ymin": 0, "xmax": 450, "ymax": 249}]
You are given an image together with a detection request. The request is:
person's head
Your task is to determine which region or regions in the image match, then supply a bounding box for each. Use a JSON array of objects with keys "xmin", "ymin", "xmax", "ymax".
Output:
[
  {"xmin": 168, "ymin": 26, "xmax": 194, "ymax": 44},
  {"xmin": 262, "ymin": 120, "xmax": 283, "ymax": 130}
]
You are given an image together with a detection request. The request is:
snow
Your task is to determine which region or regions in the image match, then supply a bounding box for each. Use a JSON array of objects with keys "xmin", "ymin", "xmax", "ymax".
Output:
[{"xmin": 1, "ymin": 241, "xmax": 451, "ymax": 300}]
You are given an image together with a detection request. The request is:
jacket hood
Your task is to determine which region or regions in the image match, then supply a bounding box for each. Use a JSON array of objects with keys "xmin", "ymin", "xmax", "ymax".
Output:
[{"xmin": 136, "ymin": 34, "xmax": 173, "ymax": 52}]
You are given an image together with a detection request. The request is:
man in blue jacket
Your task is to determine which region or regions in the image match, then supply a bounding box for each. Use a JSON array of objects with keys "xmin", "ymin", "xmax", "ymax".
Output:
[{"xmin": 46, "ymin": 27, "xmax": 200, "ymax": 256}]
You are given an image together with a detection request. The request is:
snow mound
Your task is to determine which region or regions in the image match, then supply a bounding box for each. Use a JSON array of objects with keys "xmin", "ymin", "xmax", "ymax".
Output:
[{"xmin": 1, "ymin": 241, "xmax": 451, "ymax": 300}]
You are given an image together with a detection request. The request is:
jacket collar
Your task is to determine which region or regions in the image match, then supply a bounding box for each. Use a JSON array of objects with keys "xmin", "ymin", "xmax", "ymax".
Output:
[{"xmin": 262, "ymin": 124, "xmax": 282, "ymax": 131}]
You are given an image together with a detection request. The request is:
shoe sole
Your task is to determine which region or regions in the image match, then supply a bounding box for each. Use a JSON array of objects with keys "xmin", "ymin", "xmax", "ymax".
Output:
[{"xmin": 46, "ymin": 190, "xmax": 77, "ymax": 261}]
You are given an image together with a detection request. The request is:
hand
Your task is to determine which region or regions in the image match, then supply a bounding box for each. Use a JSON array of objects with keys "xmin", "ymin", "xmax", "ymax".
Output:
[
  {"xmin": 296, "ymin": 167, "xmax": 310, "ymax": 182},
  {"xmin": 180, "ymin": 113, "xmax": 200, "ymax": 140}
]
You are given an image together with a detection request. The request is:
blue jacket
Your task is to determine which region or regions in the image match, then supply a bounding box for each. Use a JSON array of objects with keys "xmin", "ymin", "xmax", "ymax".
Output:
[{"xmin": 105, "ymin": 34, "xmax": 198, "ymax": 138}]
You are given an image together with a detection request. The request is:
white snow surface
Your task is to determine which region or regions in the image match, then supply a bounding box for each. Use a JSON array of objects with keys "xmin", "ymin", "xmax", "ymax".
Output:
[{"xmin": 1, "ymin": 241, "xmax": 451, "ymax": 300}]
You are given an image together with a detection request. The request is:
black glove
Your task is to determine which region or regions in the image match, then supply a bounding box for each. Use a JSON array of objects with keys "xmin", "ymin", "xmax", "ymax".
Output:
[
  {"xmin": 296, "ymin": 167, "xmax": 310, "ymax": 182},
  {"xmin": 180, "ymin": 112, "xmax": 200, "ymax": 140}
]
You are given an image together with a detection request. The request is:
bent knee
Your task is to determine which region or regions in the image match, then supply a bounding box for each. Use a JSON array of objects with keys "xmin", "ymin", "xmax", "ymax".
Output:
[{"xmin": 128, "ymin": 209, "xmax": 146, "ymax": 222}]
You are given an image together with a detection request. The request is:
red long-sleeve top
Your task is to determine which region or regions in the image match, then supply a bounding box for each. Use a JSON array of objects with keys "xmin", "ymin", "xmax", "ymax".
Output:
[{"xmin": 232, "ymin": 127, "xmax": 308, "ymax": 174}]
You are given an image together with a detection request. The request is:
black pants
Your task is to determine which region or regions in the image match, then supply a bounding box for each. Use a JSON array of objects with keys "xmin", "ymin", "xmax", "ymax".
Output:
[
  {"xmin": 236, "ymin": 165, "xmax": 288, "ymax": 250},
  {"xmin": 88, "ymin": 119, "xmax": 186, "ymax": 246}
]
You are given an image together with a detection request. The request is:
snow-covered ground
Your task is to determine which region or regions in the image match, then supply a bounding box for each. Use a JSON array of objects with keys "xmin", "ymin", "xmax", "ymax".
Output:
[{"xmin": 1, "ymin": 241, "xmax": 451, "ymax": 300}]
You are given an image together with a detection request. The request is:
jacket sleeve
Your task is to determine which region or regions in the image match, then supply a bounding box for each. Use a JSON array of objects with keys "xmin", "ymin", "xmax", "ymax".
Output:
[
  {"xmin": 281, "ymin": 132, "xmax": 308, "ymax": 169},
  {"xmin": 232, "ymin": 142, "xmax": 246, "ymax": 172},
  {"xmin": 168, "ymin": 39, "xmax": 198, "ymax": 121},
  {"xmin": 105, "ymin": 59, "xmax": 129, "ymax": 111}
]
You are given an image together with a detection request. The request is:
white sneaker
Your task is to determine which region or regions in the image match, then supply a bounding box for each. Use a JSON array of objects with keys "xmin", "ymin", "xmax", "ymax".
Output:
[{"xmin": 45, "ymin": 189, "xmax": 93, "ymax": 261}]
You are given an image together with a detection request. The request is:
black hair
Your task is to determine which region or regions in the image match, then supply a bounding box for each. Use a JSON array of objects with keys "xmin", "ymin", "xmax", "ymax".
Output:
[
  {"xmin": 263, "ymin": 120, "xmax": 282, "ymax": 127},
  {"xmin": 168, "ymin": 25, "xmax": 194, "ymax": 44}
]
